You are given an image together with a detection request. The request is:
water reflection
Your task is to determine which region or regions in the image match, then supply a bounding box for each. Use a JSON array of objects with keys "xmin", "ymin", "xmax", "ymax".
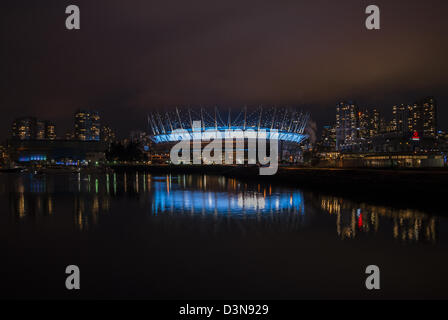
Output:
[
  {"xmin": 151, "ymin": 175, "xmax": 304, "ymax": 216},
  {"xmin": 0, "ymin": 172, "xmax": 441, "ymax": 244},
  {"xmin": 8, "ymin": 175, "xmax": 54, "ymax": 219},
  {"xmin": 319, "ymin": 195, "xmax": 437, "ymax": 243}
]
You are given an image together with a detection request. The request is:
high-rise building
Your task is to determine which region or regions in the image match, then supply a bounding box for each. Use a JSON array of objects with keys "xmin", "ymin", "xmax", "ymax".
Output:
[
  {"xmin": 318, "ymin": 125, "xmax": 336, "ymax": 149},
  {"xmin": 36, "ymin": 121, "xmax": 46, "ymax": 140},
  {"xmin": 12, "ymin": 117, "xmax": 56, "ymax": 140},
  {"xmin": 421, "ymin": 97, "xmax": 437, "ymax": 137},
  {"xmin": 359, "ymin": 108, "xmax": 381, "ymax": 139},
  {"xmin": 368, "ymin": 108, "xmax": 380, "ymax": 137},
  {"xmin": 407, "ymin": 104, "xmax": 423, "ymax": 135},
  {"xmin": 336, "ymin": 102, "xmax": 358, "ymax": 150},
  {"xmin": 36, "ymin": 120, "xmax": 56, "ymax": 140},
  {"xmin": 358, "ymin": 109, "xmax": 370, "ymax": 139},
  {"xmin": 46, "ymin": 122, "xmax": 57, "ymax": 140},
  {"xmin": 391, "ymin": 98, "xmax": 437, "ymax": 137},
  {"xmin": 12, "ymin": 117, "xmax": 37, "ymax": 140},
  {"xmin": 101, "ymin": 125, "xmax": 116, "ymax": 143},
  {"xmin": 74, "ymin": 110, "xmax": 101, "ymax": 141},
  {"xmin": 392, "ymin": 104, "xmax": 409, "ymax": 135}
]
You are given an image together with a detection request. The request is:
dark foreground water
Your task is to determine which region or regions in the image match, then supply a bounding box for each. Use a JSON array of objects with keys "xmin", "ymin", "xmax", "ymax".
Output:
[{"xmin": 0, "ymin": 172, "xmax": 447, "ymax": 299}]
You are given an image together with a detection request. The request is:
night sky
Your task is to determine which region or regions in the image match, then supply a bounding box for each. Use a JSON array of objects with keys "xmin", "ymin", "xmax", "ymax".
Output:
[{"xmin": 1, "ymin": 0, "xmax": 447, "ymax": 139}]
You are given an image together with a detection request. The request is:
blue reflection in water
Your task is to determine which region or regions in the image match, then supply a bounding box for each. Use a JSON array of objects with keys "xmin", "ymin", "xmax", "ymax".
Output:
[
  {"xmin": 1, "ymin": 172, "xmax": 441, "ymax": 244},
  {"xmin": 28, "ymin": 176, "xmax": 46, "ymax": 193},
  {"xmin": 151, "ymin": 179, "xmax": 304, "ymax": 216}
]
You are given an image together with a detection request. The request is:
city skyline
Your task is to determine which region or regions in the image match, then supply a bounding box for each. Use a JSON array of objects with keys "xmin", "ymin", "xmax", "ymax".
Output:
[
  {"xmin": 1, "ymin": 0, "xmax": 447, "ymax": 139},
  {"xmin": 4, "ymin": 95, "xmax": 443, "ymax": 142},
  {"xmin": 5, "ymin": 95, "xmax": 447, "ymax": 170}
]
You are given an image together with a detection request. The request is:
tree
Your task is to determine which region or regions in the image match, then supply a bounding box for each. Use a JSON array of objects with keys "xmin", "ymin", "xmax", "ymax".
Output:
[{"xmin": 106, "ymin": 142, "xmax": 147, "ymax": 162}]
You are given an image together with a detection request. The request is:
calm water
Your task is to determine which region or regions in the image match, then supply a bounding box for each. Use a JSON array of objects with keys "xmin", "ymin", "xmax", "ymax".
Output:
[{"xmin": 0, "ymin": 172, "xmax": 447, "ymax": 299}]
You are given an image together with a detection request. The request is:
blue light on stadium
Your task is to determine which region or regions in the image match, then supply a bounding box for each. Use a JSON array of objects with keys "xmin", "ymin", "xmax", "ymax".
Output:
[{"xmin": 147, "ymin": 107, "xmax": 309, "ymax": 145}]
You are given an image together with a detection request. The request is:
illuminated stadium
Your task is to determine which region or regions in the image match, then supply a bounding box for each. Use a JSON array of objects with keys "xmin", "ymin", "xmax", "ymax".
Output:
[{"xmin": 147, "ymin": 106, "xmax": 309, "ymax": 145}]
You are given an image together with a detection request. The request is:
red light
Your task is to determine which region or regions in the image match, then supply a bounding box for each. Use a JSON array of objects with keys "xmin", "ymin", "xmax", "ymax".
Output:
[{"xmin": 412, "ymin": 131, "xmax": 420, "ymax": 141}]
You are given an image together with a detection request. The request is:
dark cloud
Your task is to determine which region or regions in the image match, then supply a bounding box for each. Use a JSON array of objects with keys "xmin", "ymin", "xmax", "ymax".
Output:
[{"xmin": 1, "ymin": 0, "xmax": 447, "ymax": 138}]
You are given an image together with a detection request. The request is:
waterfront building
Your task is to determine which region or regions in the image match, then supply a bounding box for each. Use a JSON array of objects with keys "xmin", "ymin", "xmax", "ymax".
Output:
[
  {"xmin": 74, "ymin": 109, "xmax": 101, "ymax": 141},
  {"xmin": 336, "ymin": 101, "xmax": 358, "ymax": 150},
  {"xmin": 148, "ymin": 106, "xmax": 309, "ymax": 164},
  {"xmin": 9, "ymin": 139, "xmax": 107, "ymax": 165}
]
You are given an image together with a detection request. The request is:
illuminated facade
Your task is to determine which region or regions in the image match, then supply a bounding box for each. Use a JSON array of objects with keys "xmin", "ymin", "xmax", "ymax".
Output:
[
  {"xmin": 357, "ymin": 108, "xmax": 381, "ymax": 140},
  {"xmin": 148, "ymin": 107, "xmax": 309, "ymax": 163},
  {"xmin": 331, "ymin": 97, "xmax": 438, "ymax": 154},
  {"xmin": 12, "ymin": 117, "xmax": 37, "ymax": 140},
  {"xmin": 336, "ymin": 102, "xmax": 358, "ymax": 150},
  {"xmin": 392, "ymin": 104, "xmax": 409, "ymax": 134},
  {"xmin": 36, "ymin": 120, "xmax": 56, "ymax": 140},
  {"xmin": 10, "ymin": 140, "xmax": 107, "ymax": 164},
  {"xmin": 391, "ymin": 97, "xmax": 437, "ymax": 137},
  {"xmin": 148, "ymin": 107, "xmax": 308, "ymax": 144},
  {"xmin": 101, "ymin": 124, "xmax": 116, "ymax": 143},
  {"xmin": 74, "ymin": 110, "xmax": 101, "ymax": 141}
]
